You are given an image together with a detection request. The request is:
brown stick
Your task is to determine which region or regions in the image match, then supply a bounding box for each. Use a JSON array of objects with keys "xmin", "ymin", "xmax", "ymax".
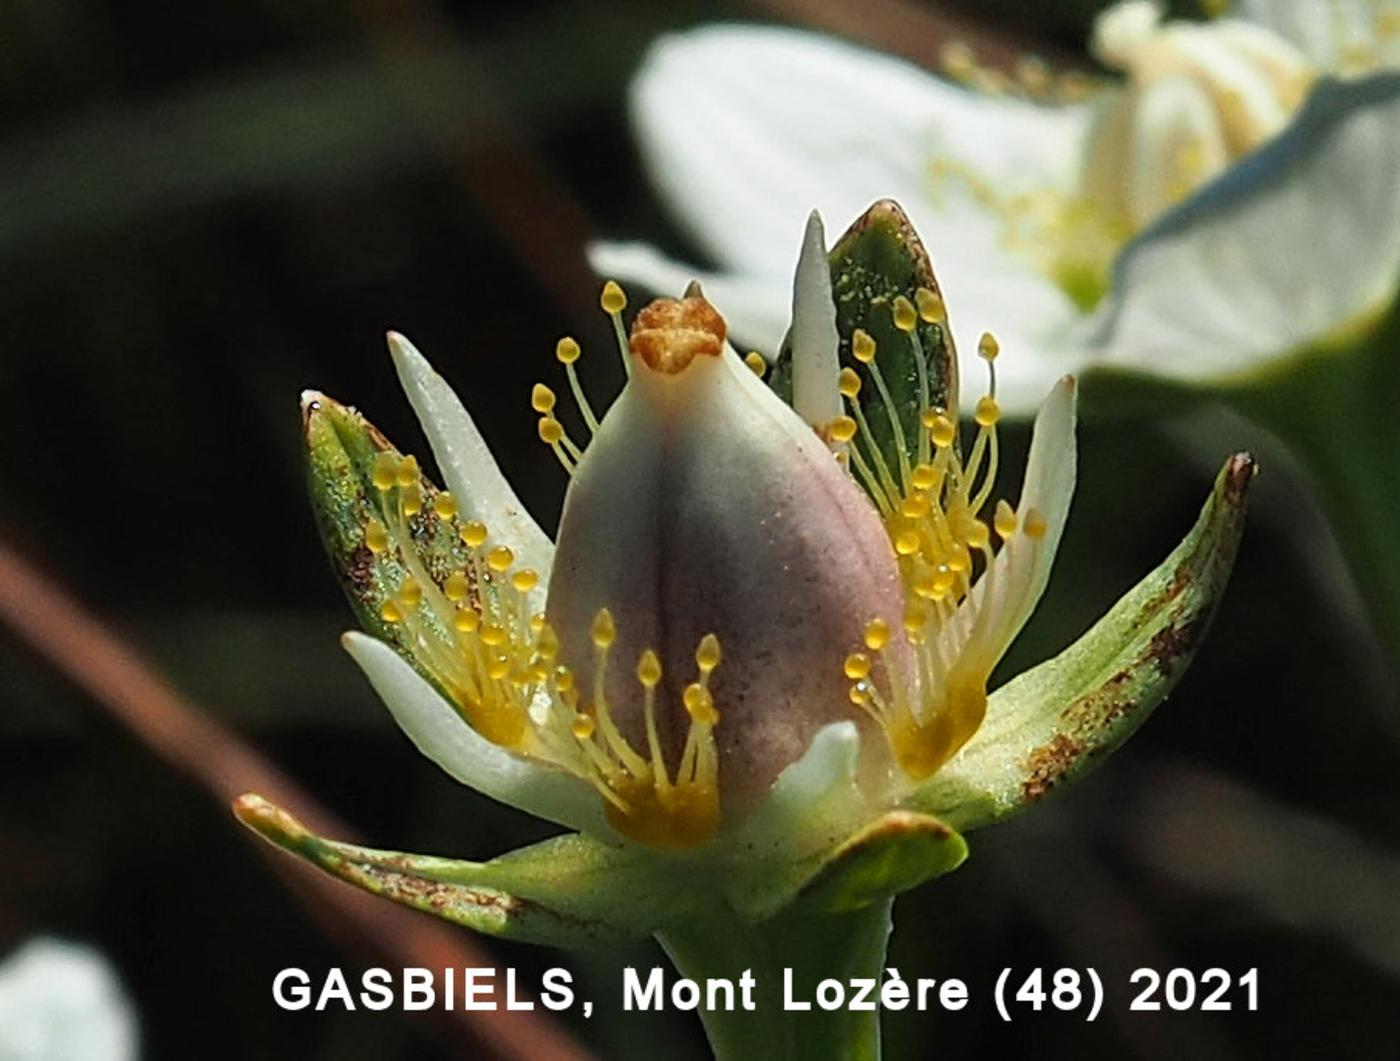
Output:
[{"xmin": 0, "ymin": 534, "xmax": 592, "ymax": 1061}]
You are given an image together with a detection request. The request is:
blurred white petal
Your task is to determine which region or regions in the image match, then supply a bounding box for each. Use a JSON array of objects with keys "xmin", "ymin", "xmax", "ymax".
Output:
[
  {"xmin": 343, "ymin": 632, "xmax": 607, "ymax": 835},
  {"xmin": 1086, "ymin": 74, "xmax": 1400, "ymax": 383},
  {"xmin": 1238, "ymin": 0, "xmax": 1400, "ymax": 74},
  {"xmin": 0, "ymin": 939, "xmax": 137, "ymax": 1061}
]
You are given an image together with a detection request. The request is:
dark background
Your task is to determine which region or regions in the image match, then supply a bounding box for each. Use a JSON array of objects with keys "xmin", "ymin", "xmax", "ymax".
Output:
[{"xmin": 3, "ymin": 1, "xmax": 1398, "ymax": 1058}]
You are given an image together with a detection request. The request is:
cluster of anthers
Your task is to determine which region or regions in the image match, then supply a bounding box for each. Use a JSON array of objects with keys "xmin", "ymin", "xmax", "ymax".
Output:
[
  {"xmin": 364, "ymin": 286, "xmax": 723, "ymax": 850},
  {"xmin": 816, "ymin": 289, "xmax": 1047, "ymax": 781}
]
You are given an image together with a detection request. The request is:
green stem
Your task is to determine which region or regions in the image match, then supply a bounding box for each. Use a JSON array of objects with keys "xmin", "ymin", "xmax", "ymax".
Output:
[
  {"xmin": 1230, "ymin": 305, "xmax": 1400, "ymax": 660},
  {"xmin": 656, "ymin": 900, "xmax": 892, "ymax": 1061}
]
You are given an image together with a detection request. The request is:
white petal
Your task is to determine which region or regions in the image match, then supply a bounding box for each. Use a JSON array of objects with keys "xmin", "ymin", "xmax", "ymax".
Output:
[
  {"xmin": 790, "ymin": 210, "xmax": 841, "ymax": 429},
  {"xmin": 1085, "ymin": 74, "xmax": 1400, "ymax": 383},
  {"xmin": 1238, "ymin": 0, "xmax": 1400, "ymax": 74},
  {"xmin": 0, "ymin": 939, "xmax": 138, "ymax": 1061},
  {"xmin": 943, "ymin": 375, "xmax": 1078, "ymax": 669},
  {"xmin": 626, "ymin": 24, "xmax": 1089, "ymax": 414},
  {"xmin": 586, "ymin": 240, "xmax": 792, "ymax": 354},
  {"xmin": 386, "ymin": 332, "xmax": 553, "ymax": 600},
  {"xmin": 1127, "ymin": 75, "xmax": 1229, "ymax": 228},
  {"xmin": 731, "ymin": 721, "xmax": 868, "ymax": 860},
  {"xmin": 343, "ymin": 632, "xmax": 607, "ymax": 836}
]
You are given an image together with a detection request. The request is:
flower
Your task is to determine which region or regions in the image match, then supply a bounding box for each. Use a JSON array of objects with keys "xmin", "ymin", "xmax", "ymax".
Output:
[
  {"xmin": 0, "ymin": 939, "xmax": 138, "ymax": 1061},
  {"xmin": 235, "ymin": 201, "xmax": 1251, "ymax": 946},
  {"xmin": 589, "ymin": 3, "xmax": 1400, "ymax": 412}
]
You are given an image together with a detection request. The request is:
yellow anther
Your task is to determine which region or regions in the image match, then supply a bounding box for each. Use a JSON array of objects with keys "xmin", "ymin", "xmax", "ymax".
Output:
[
  {"xmin": 637, "ymin": 649, "xmax": 663, "ymax": 688},
  {"xmin": 398, "ymin": 575, "xmax": 422, "ymax": 609},
  {"xmin": 1024, "ymin": 507, "xmax": 1048, "ymax": 540},
  {"xmin": 556, "ymin": 337, "xmax": 581, "ymax": 364},
  {"xmin": 364, "ymin": 518, "xmax": 389, "ymax": 555},
  {"xmin": 571, "ymin": 713, "xmax": 596, "ymax": 740},
  {"xmin": 974, "ymin": 395, "xmax": 1000, "ymax": 427},
  {"xmin": 929, "ymin": 413, "xmax": 956, "ymax": 449},
  {"xmin": 978, "ymin": 332, "xmax": 1000, "ymax": 361},
  {"xmin": 556, "ymin": 667, "xmax": 575, "ymax": 695},
  {"xmin": 444, "ymin": 570, "xmax": 469, "ymax": 602},
  {"xmin": 903, "ymin": 602, "xmax": 929, "ymax": 635},
  {"xmin": 511, "ymin": 569, "xmax": 538, "ymax": 594},
  {"xmin": 965, "ymin": 519, "xmax": 990, "ymax": 550},
  {"xmin": 683, "ymin": 683, "xmax": 718, "ymax": 726},
  {"xmin": 481, "ymin": 623, "xmax": 506, "ymax": 647},
  {"xmin": 852, "ymin": 328, "xmax": 877, "ymax": 364},
  {"xmin": 395, "ymin": 454, "xmax": 420, "ymax": 488},
  {"xmin": 591, "ymin": 608, "xmax": 616, "ymax": 649},
  {"xmin": 948, "ymin": 543, "xmax": 971, "ymax": 573},
  {"xmin": 913, "ymin": 568, "xmax": 939, "ymax": 599},
  {"xmin": 994, "ymin": 499, "xmax": 1017, "ymax": 540},
  {"xmin": 454, "ymin": 607, "xmax": 480, "ymax": 633},
  {"xmin": 864, "ymin": 618, "xmax": 891, "ymax": 651},
  {"xmin": 940, "ymin": 39, "xmax": 976, "ymax": 81},
  {"xmin": 486, "ymin": 545, "xmax": 514, "ymax": 572},
  {"xmin": 538, "ymin": 417, "xmax": 565, "ymax": 445},
  {"xmin": 432, "ymin": 491, "xmax": 458, "ymax": 521},
  {"xmin": 911, "ymin": 463, "xmax": 938, "ymax": 491},
  {"xmin": 743, "ymin": 351, "xmax": 767, "ymax": 377},
  {"xmin": 844, "ymin": 652, "xmax": 872, "ymax": 681},
  {"xmin": 696, "ymin": 633, "xmax": 721, "ymax": 673},
  {"xmin": 900, "ymin": 493, "xmax": 930, "ymax": 519},
  {"xmin": 371, "ymin": 452, "xmax": 398, "ymax": 492},
  {"xmin": 536, "ymin": 623, "xmax": 559, "ymax": 660},
  {"xmin": 600, "ymin": 280, "xmax": 627, "ymax": 314},
  {"xmin": 828, "ymin": 416, "xmax": 858, "ymax": 444},
  {"xmin": 530, "ymin": 612, "xmax": 546, "ymax": 632},
  {"xmin": 400, "ymin": 483, "xmax": 423, "ymax": 518},
  {"xmin": 461, "ymin": 520, "xmax": 488, "ymax": 549},
  {"xmin": 838, "ymin": 367, "xmax": 862, "ymax": 398},
  {"xmin": 487, "ymin": 655, "xmax": 510, "ymax": 681},
  {"xmin": 914, "ymin": 287, "xmax": 944, "ymax": 323},
  {"xmin": 892, "ymin": 295, "xmax": 918, "ymax": 333},
  {"xmin": 380, "ymin": 599, "xmax": 403, "ymax": 624},
  {"xmin": 895, "ymin": 529, "xmax": 921, "ymax": 556},
  {"xmin": 849, "ymin": 683, "xmax": 870, "ymax": 706},
  {"xmin": 531, "ymin": 383, "xmax": 556, "ymax": 413}
]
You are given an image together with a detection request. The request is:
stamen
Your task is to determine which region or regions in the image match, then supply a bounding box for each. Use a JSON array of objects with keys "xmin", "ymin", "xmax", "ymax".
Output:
[
  {"xmin": 743, "ymin": 351, "xmax": 767, "ymax": 377},
  {"xmin": 600, "ymin": 280, "xmax": 632, "ymax": 378}
]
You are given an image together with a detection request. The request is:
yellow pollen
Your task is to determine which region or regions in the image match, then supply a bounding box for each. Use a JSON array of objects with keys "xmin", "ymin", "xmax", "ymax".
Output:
[
  {"xmin": 1024, "ymin": 507, "xmax": 1048, "ymax": 540},
  {"xmin": 911, "ymin": 463, "xmax": 938, "ymax": 491},
  {"xmin": 828, "ymin": 416, "xmax": 858, "ymax": 444},
  {"xmin": 486, "ymin": 545, "xmax": 514, "ymax": 572},
  {"xmin": 600, "ymin": 280, "xmax": 627, "ymax": 315},
  {"xmin": 696, "ymin": 633, "xmax": 721, "ymax": 673},
  {"xmin": 637, "ymin": 649, "xmax": 662, "ymax": 688},
  {"xmin": 400, "ymin": 483, "xmax": 423, "ymax": 518},
  {"xmin": 398, "ymin": 575, "xmax": 422, "ymax": 609},
  {"xmin": 395, "ymin": 455, "xmax": 420, "ymax": 489},
  {"xmin": 994, "ymin": 500, "xmax": 1017, "ymax": 540},
  {"xmin": 511, "ymin": 569, "xmax": 538, "ymax": 594},
  {"xmin": 930, "ymin": 413, "xmax": 956, "ymax": 449},
  {"xmin": 371, "ymin": 452, "xmax": 398, "ymax": 492},
  {"xmin": 556, "ymin": 337, "xmax": 581, "ymax": 365},
  {"xmin": 844, "ymin": 652, "xmax": 871, "ymax": 681},
  {"xmin": 591, "ymin": 608, "xmax": 616, "ymax": 648},
  {"xmin": 838, "ymin": 367, "xmax": 862, "ymax": 398},
  {"xmin": 915, "ymin": 287, "xmax": 944, "ymax": 323},
  {"xmin": 480, "ymin": 623, "xmax": 506, "ymax": 647},
  {"xmin": 895, "ymin": 529, "xmax": 921, "ymax": 556},
  {"xmin": 974, "ymin": 396, "xmax": 1000, "ymax": 427},
  {"xmin": 743, "ymin": 351, "xmax": 767, "ymax": 376},
  {"xmin": 852, "ymin": 328, "xmax": 877, "ymax": 364},
  {"xmin": 461, "ymin": 520, "xmax": 488, "ymax": 549},
  {"xmin": 380, "ymin": 599, "xmax": 403, "ymax": 624},
  {"xmin": 892, "ymin": 295, "xmax": 918, "ymax": 333},
  {"xmin": 571, "ymin": 713, "xmax": 596, "ymax": 740},
  {"xmin": 444, "ymin": 570, "xmax": 469, "ymax": 602},
  {"xmin": 965, "ymin": 519, "xmax": 990, "ymax": 550},
  {"xmin": 978, "ymin": 332, "xmax": 1000, "ymax": 361},
  {"xmin": 864, "ymin": 618, "xmax": 891, "ymax": 651},
  {"xmin": 535, "ymin": 622, "xmax": 558, "ymax": 659},
  {"xmin": 682, "ymin": 683, "xmax": 718, "ymax": 727},
  {"xmin": 364, "ymin": 518, "xmax": 389, "ymax": 555},
  {"xmin": 849, "ymin": 684, "xmax": 870, "ymax": 706},
  {"xmin": 531, "ymin": 383, "xmax": 556, "ymax": 413},
  {"xmin": 538, "ymin": 417, "xmax": 565, "ymax": 445},
  {"xmin": 432, "ymin": 492, "xmax": 458, "ymax": 521},
  {"xmin": 454, "ymin": 607, "xmax": 480, "ymax": 634}
]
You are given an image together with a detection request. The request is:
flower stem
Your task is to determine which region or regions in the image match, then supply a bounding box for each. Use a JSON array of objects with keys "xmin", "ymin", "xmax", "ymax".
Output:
[
  {"xmin": 1230, "ymin": 304, "xmax": 1400, "ymax": 662},
  {"xmin": 656, "ymin": 900, "xmax": 892, "ymax": 1061}
]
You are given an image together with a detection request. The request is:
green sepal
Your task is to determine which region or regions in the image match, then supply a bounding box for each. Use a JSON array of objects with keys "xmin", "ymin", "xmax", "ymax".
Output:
[
  {"xmin": 727, "ymin": 810, "xmax": 967, "ymax": 920},
  {"xmin": 770, "ymin": 199, "xmax": 958, "ymax": 474},
  {"xmin": 910, "ymin": 453, "xmax": 1255, "ymax": 831},
  {"xmin": 303, "ymin": 392, "xmax": 471, "ymax": 689},
  {"xmin": 233, "ymin": 795, "xmax": 693, "ymax": 946}
]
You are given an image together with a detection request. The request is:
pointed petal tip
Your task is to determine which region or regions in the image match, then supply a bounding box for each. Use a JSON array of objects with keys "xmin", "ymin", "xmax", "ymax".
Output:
[
  {"xmin": 300, "ymin": 389, "xmax": 326, "ymax": 429},
  {"xmin": 231, "ymin": 793, "xmax": 305, "ymax": 845},
  {"xmin": 1223, "ymin": 451, "xmax": 1259, "ymax": 503}
]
